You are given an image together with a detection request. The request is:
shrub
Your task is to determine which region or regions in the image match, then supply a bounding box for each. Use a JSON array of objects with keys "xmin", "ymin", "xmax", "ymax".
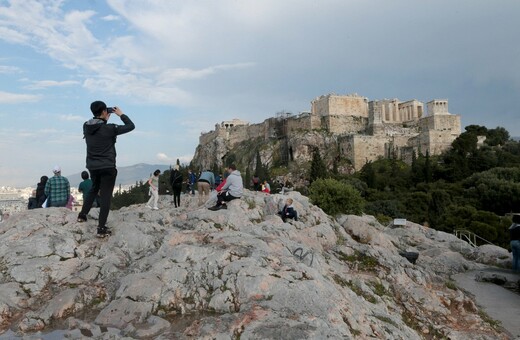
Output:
[{"xmin": 309, "ymin": 178, "xmax": 365, "ymax": 216}]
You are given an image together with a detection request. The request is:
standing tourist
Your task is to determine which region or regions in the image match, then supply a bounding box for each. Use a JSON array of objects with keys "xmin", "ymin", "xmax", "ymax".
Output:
[
  {"xmin": 146, "ymin": 169, "xmax": 161, "ymax": 210},
  {"xmin": 197, "ymin": 169, "xmax": 215, "ymax": 206},
  {"xmin": 510, "ymin": 214, "xmax": 520, "ymax": 272},
  {"xmin": 44, "ymin": 166, "xmax": 70, "ymax": 207},
  {"xmin": 187, "ymin": 169, "xmax": 196, "ymax": 195},
  {"xmin": 169, "ymin": 164, "xmax": 183, "ymax": 208},
  {"xmin": 77, "ymin": 101, "xmax": 135, "ymax": 238},
  {"xmin": 78, "ymin": 171, "xmax": 96, "ymax": 206}
]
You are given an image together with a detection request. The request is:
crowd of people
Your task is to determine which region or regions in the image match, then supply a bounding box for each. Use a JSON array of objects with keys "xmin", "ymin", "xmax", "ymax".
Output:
[
  {"xmin": 28, "ymin": 101, "xmax": 135, "ymax": 238},
  {"xmin": 26, "ymin": 99, "xmax": 284, "ymax": 238}
]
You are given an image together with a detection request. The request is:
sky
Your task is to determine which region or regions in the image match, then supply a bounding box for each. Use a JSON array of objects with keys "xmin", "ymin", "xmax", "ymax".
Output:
[{"xmin": 0, "ymin": 0, "xmax": 519, "ymax": 187}]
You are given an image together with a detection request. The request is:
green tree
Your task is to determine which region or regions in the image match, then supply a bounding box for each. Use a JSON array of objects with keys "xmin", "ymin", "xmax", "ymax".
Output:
[
  {"xmin": 485, "ymin": 126, "xmax": 510, "ymax": 146},
  {"xmin": 462, "ymin": 167, "xmax": 520, "ymax": 215},
  {"xmin": 437, "ymin": 205, "xmax": 510, "ymax": 247},
  {"xmin": 364, "ymin": 199, "xmax": 403, "ymax": 220},
  {"xmin": 427, "ymin": 189, "xmax": 452, "ymax": 230},
  {"xmin": 424, "ymin": 151, "xmax": 432, "ymax": 183},
  {"xmin": 309, "ymin": 147, "xmax": 326, "ymax": 183},
  {"xmin": 111, "ymin": 180, "xmax": 149, "ymax": 209},
  {"xmin": 360, "ymin": 161, "xmax": 376, "ymax": 189},
  {"xmin": 442, "ymin": 131, "xmax": 479, "ymax": 181},
  {"xmin": 254, "ymin": 150, "xmax": 269, "ymax": 181},
  {"xmin": 245, "ymin": 166, "xmax": 251, "ymax": 190},
  {"xmin": 309, "ymin": 178, "xmax": 365, "ymax": 216}
]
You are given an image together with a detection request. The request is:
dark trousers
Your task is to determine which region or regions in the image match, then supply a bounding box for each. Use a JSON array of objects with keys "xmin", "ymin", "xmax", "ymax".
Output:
[
  {"xmin": 216, "ymin": 191, "xmax": 239, "ymax": 206},
  {"xmin": 80, "ymin": 168, "xmax": 117, "ymax": 228},
  {"xmin": 172, "ymin": 183, "xmax": 182, "ymax": 207}
]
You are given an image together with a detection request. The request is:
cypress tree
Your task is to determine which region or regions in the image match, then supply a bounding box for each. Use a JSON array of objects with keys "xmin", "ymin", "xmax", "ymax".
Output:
[{"xmin": 309, "ymin": 148, "xmax": 326, "ymax": 183}]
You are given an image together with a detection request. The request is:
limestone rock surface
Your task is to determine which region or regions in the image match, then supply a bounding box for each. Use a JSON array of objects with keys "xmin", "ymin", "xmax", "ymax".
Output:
[{"xmin": 0, "ymin": 190, "xmax": 512, "ymax": 339}]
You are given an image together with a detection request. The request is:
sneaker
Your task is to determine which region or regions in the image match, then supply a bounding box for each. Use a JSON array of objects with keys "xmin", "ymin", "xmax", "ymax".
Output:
[
  {"xmin": 221, "ymin": 204, "xmax": 227, "ymax": 209},
  {"xmin": 208, "ymin": 205, "xmax": 220, "ymax": 211},
  {"xmin": 146, "ymin": 205, "xmax": 152, "ymax": 209},
  {"xmin": 77, "ymin": 214, "xmax": 87, "ymax": 222},
  {"xmin": 153, "ymin": 207, "xmax": 159, "ymax": 210},
  {"xmin": 96, "ymin": 226, "xmax": 112, "ymax": 238}
]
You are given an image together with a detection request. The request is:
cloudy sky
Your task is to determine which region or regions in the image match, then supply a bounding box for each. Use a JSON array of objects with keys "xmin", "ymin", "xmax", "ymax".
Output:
[{"xmin": 1, "ymin": 0, "xmax": 519, "ymax": 187}]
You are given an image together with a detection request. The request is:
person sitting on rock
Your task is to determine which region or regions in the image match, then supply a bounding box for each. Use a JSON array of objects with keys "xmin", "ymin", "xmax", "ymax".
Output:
[
  {"xmin": 209, "ymin": 164, "xmax": 243, "ymax": 211},
  {"xmin": 44, "ymin": 165, "xmax": 70, "ymax": 207},
  {"xmin": 261, "ymin": 180, "xmax": 271, "ymax": 194},
  {"xmin": 35, "ymin": 175, "xmax": 48, "ymax": 208},
  {"xmin": 251, "ymin": 175, "xmax": 260, "ymax": 191},
  {"xmin": 27, "ymin": 190, "xmax": 38, "ymax": 210},
  {"xmin": 278, "ymin": 198, "xmax": 298, "ymax": 222}
]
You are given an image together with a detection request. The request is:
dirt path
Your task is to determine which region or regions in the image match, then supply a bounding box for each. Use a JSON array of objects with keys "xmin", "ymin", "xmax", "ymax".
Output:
[{"xmin": 452, "ymin": 268, "xmax": 520, "ymax": 339}]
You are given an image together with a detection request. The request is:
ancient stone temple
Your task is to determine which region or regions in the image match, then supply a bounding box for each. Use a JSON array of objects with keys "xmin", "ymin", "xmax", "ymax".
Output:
[{"xmin": 193, "ymin": 92, "xmax": 461, "ymax": 173}]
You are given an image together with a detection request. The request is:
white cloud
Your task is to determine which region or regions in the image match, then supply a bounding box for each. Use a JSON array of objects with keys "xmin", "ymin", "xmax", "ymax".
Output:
[
  {"xmin": 0, "ymin": 65, "xmax": 21, "ymax": 74},
  {"xmin": 156, "ymin": 153, "xmax": 193, "ymax": 165},
  {"xmin": 156, "ymin": 63, "xmax": 255, "ymax": 85},
  {"xmin": 0, "ymin": 26, "xmax": 28, "ymax": 44},
  {"xmin": 177, "ymin": 155, "xmax": 193, "ymax": 166},
  {"xmin": 156, "ymin": 153, "xmax": 173, "ymax": 163},
  {"xmin": 59, "ymin": 114, "xmax": 83, "ymax": 122},
  {"xmin": 101, "ymin": 15, "xmax": 119, "ymax": 22},
  {"xmin": 25, "ymin": 80, "xmax": 80, "ymax": 90},
  {"xmin": 0, "ymin": 91, "xmax": 41, "ymax": 103}
]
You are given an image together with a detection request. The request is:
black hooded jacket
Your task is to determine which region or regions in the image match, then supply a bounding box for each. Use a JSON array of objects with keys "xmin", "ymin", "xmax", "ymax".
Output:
[{"xmin": 83, "ymin": 114, "xmax": 135, "ymax": 170}]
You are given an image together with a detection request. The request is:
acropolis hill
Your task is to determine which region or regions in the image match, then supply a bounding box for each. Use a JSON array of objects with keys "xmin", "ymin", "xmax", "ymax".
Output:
[{"xmin": 193, "ymin": 93, "xmax": 461, "ymax": 175}]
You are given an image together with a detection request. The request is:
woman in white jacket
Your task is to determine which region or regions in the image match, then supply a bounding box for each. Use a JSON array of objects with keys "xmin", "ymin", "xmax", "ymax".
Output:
[{"xmin": 146, "ymin": 169, "xmax": 161, "ymax": 210}]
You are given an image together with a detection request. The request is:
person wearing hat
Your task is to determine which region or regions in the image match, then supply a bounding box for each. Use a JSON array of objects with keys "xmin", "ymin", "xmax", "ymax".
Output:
[
  {"xmin": 76, "ymin": 101, "xmax": 135, "ymax": 238},
  {"xmin": 44, "ymin": 165, "xmax": 70, "ymax": 207},
  {"xmin": 169, "ymin": 164, "xmax": 183, "ymax": 208}
]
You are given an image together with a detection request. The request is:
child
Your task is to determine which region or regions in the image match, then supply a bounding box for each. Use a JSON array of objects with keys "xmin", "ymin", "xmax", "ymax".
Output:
[
  {"xmin": 278, "ymin": 198, "xmax": 298, "ymax": 222},
  {"xmin": 146, "ymin": 169, "xmax": 161, "ymax": 210}
]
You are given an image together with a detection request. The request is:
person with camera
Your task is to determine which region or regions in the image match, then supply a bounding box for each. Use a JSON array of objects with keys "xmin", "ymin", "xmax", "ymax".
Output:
[{"xmin": 77, "ymin": 101, "xmax": 135, "ymax": 238}]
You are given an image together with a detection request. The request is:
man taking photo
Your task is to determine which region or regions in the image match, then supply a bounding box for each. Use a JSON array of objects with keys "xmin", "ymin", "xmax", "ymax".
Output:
[{"xmin": 77, "ymin": 101, "xmax": 135, "ymax": 238}]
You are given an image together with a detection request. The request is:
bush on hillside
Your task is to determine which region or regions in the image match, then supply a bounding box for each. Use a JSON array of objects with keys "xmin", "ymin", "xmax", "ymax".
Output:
[{"xmin": 309, "ymin": 178, "xmax": 364, "ymax": 216}]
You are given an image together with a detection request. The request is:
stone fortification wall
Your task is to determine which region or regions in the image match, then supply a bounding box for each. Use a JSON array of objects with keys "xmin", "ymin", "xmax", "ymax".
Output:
[
  {"xmin": 286, "ymin": 113, "xmax": 313, "ymax": 133},
  {"xmin": 351, "ymin": 135, "xmax": 386, "ymax": 169},
  {"xmin": 338, "ymin": 133, "xmax": 418, "ymax": 171},
  {"xmin": 199, "ymin": 129, "xmax": 222, "ymax": 146},
  {"xmin": 312, "ymin": 94, "xmax": 368, "ymax": 118},
  {"xmin": 324, "ymin": 115, "xmax": 368, "ymax": 134},
  {"xmin": 419, "ymin": 114, "xmax": 461, "ymax": 132},
  {"xmin": 381, "ymin": 123, "xmax": 420, "ymax": 137},
  {"xmin": 417, "ymin": 115, "xmax": 460, "ymax": 155}
]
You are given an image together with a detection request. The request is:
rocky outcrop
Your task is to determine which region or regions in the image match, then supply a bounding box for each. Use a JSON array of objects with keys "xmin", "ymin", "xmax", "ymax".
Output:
[{"xmin": 0, "ymin": 191, "xmax": 512, "ymax": 339}]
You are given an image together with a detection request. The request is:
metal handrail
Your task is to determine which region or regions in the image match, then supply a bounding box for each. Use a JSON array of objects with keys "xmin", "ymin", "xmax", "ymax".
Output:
[{"xmin": 453, "ymin": 229, "xmax": 495, "ymax": 248}]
